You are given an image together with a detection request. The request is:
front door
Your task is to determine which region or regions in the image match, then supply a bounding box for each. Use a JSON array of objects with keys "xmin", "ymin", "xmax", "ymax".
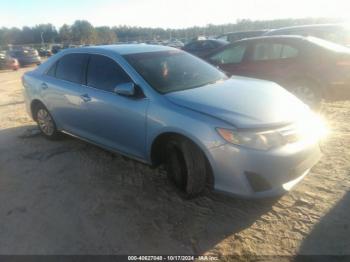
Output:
[
  {"xmin": 207, "ymin": 43, "xmax": 250, "ymax": 77},
  {"xmin": 82, "ymin": 54, "xmax": 149, "ymax": 159}
]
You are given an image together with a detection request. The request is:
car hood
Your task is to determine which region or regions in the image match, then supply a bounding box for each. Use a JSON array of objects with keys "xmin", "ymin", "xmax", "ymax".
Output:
[{"xmin": 165, "ymin": 76, "xmax": 309, "ymax": 129}]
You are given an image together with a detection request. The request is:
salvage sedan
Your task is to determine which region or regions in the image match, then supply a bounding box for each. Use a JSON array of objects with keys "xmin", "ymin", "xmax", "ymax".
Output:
[{"xmin": 22, "ymin": 44, "xmax": 324, "ymax": 198}]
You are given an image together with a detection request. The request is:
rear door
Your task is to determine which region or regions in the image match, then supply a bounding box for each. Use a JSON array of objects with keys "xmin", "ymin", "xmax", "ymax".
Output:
[
  {"xmin": 242, "ymin": 39, "xmax": 301, "ymax": 82},
  {"xmin": 41, "ymin": 53, "xmax": 89, "ymax": 135},
  {"xmin": 83, "ymin": 54, "xmax": 149, "ymax": 158}
]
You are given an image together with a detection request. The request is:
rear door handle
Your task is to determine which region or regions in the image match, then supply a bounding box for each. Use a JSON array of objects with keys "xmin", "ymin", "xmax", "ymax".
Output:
[
  {"xmin": 80, "ymin": 94, "xmax": 91, "ymax": 102},
  {"xmin": 41, "ymin": 82, "xmax": 48, "ymax": 90}
]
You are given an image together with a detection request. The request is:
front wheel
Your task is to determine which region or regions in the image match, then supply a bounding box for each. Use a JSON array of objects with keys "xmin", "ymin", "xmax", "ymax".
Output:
[
  {"xmin": 165, "ymin": 137, "xmax": 208, "ymax": 198},
  {"xmin": 34, "ymin": 104, "xmax": 60, "ymax": 140}
]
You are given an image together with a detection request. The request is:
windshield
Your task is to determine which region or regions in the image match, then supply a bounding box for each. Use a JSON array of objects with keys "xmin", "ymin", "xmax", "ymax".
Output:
[
  {"xmin": 308, "ymin": 36, "xmax": 350, "ymax": 53},
  {"xmin": 124, "ymin": 50, "xmax": 227, "ymax": 94}
]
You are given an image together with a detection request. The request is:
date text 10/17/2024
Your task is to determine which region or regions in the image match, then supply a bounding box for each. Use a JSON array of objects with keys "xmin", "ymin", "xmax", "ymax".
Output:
[{"xmin": 128, "ymin": 255, "xmax": 219, "ymax": 261}]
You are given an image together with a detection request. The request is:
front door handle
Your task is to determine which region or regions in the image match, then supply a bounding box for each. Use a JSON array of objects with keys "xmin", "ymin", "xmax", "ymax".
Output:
[
  {"xmin": 41, "ymin": 82, "xmax": 48, "ymax": 90},
  {"xmin": 80, "ymin": 94, "xmax": 91, "ymax": 102}
]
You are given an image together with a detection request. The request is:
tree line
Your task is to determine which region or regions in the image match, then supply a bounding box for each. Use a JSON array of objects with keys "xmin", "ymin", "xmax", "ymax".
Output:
[{"xmin": 0, "ymin": 17, "xmax": 343, "ymax": 47}]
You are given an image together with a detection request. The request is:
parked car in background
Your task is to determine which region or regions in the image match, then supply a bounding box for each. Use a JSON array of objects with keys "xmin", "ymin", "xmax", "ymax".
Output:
[
  {"xmin": 182, "ymin": 39, "xmax": 229, "ymax": 58},
  {"xmin": 265, "ymin": 24, "xmax": 350, "ymax": 47},
  {"xmin": 0, "ymin": 51, "xmax": 19, "ymax": 70},
  {"xmin": 51, "ymin": 45, "xmax": 62, "ymax": 54},
  {"xmin": 23, "ymin": 44, "xmax": 323, "ymax": 198},
  {"xmin": 205, "ymin": 35, "xmax": 350, "ymax": 107},
  {"xmin": 166, "ymin": 39, "xmax": 184, "ymax": 48},
  {"xmin": 37, "ymin": 48, "xmax": 52, "ymax": 57},
  {"xmin": 63, "ymin": 44, "xmax": 80, "ymax": 49},
  {"xmin": 216, "ymin": 30, "xmax": 269, "ymax": 43},
  {"xmin": 8, "ymin": 48, "xmax": 41, "ymax": 67}
]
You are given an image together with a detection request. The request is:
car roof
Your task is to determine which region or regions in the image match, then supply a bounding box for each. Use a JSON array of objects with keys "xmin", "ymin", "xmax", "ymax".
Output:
[
  {"xmin": 232, "ymin": 35, "xmax": 307, "ymax": 43},
  {"xmin": 267, "ymin": 23, "xmax": 346, "ymax": 33},
  {"xmin": 74, "ymin": 44, "xmax": 176, "ymax": 55},
  {"xmin": 219, "ymin": 29, "xmax": 269, "ymax": 36},
  {"xmin": 189, "ymin": 39, "xmax": 228, "ymax": 43}
]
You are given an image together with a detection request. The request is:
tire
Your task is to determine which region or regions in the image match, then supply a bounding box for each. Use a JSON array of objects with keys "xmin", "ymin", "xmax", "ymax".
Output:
[
  {"xmin": 33, "ymin": 103, "xmax": 60, "ymax": 140},
  {"xmin": 165, "ymin": 137, "xmax": 207, "ymax": 198},
  {"xmin": 286, "ymin": 79, "xmax": 322, "ymax": 110}
]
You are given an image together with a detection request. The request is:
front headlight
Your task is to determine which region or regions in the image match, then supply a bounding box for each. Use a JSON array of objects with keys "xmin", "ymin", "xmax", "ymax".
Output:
[
  {"xmin": 216, "ymin": 128, "xmax": 285, "ymax": 151},
  {"xmin": 217, "ymin": 114, "xmax": 328, "ymax": 151},
  {"xmin": 295, "ymin": 113, "xmax": 329, "ymax": 141}
]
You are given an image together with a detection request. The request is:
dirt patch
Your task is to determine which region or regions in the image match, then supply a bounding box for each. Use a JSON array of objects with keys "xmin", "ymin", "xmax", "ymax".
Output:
[{"xmin": 0, "ymin": 68, "xmax": 349, "ymax": 256}]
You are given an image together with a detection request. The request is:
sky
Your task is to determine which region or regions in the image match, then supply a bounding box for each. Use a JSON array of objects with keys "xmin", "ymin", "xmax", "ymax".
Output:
[{"xmin": 1, "ymin": 0, "xmax": 350, "ymax": 29}]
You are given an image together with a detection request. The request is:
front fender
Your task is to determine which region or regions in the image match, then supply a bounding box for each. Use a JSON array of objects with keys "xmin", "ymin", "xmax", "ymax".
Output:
[{"xmin": 145, "ymin": 101, "xmax": 229, "ymax": 164}]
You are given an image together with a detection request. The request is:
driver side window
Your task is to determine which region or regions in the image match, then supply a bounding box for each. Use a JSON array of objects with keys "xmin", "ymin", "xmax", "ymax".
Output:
[
  {"xmin": 87, "ymin": 54, "xmax": 131, "ymax": 92},
  {"xmin": 210, "ymin": 45, "xmax": 247, "ymax": 65}
]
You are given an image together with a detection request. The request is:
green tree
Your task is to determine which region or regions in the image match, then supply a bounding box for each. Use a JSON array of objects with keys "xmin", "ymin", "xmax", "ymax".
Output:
[
  {"xmin": 33, "ymin": 24, "xmax": 58, "ymax": 44},
  {"xmin": 59, "ymin": 24, "xmax": 72, "ymax": 43},
  {"xmin": 95, "ymin": 26, "xmax": 117, "ymax": 44},
  {"xmin": 71, "ymin": 20, "xmax": 96, "ymax": 44},
  {"xmin": 0, "ymin": 17, "xmax": 346, "ymax": 47}
]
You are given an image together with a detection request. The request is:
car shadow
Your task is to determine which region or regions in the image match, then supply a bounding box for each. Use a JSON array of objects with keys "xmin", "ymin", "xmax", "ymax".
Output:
[
  {"xmin": 0, "ymin": 125, "xmax": 277, "ymax": 255},
  {"xmin": 298, "ymin": 191, "xmax": 350, "ymax": 256}
]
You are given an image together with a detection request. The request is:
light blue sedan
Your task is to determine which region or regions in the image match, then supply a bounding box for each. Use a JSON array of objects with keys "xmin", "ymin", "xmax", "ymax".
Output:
[{"xmin": 22, "ymin": 44, "xmax": 323, "ymax": 198}]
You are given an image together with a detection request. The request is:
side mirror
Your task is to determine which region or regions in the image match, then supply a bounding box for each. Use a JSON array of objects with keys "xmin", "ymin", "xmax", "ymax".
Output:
[{"xmin": 114, "ymin": 82, "xmax": 135, "ymax": 96}]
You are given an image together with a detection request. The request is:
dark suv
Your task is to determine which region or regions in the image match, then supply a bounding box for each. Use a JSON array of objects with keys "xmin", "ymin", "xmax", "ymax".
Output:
[{"xmin": 182, "ymin": 39, "xmax": 229, "ymax": 58}]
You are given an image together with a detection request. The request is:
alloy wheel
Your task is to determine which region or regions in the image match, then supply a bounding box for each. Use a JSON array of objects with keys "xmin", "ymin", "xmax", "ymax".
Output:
[{"xmin": 37, "ymin": 108, "xmax": 54, "ymax": 136}]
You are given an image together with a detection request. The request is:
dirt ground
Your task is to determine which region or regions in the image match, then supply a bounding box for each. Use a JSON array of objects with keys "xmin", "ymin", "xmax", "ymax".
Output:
[{"xmin": 0, "ymin": 67, "xmax": 349, "ymax": 257}]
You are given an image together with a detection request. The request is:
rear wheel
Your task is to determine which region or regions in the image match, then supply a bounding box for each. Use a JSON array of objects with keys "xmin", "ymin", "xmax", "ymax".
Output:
[
  {"xmin": 34, "ymin": 103, "xmax": 60, "ymax": 140},
  {"xmin": 165, "ymin": 137, "xmax": 208, "ymax": 198}
]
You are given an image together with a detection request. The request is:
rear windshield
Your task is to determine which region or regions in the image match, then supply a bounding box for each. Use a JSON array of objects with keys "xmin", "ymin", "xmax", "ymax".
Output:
[
  {"xmin": 124, "ymin": 50, "xmax": 227, "ymax": 94},
  {"xmin": 11, "ymin": 50, "xmax": 36, "ymax": 56}
]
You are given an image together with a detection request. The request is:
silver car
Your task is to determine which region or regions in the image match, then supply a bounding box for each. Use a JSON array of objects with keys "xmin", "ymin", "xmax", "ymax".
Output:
[{"xmin": 23, "ymin": 45, "xmax": 323, "ymax": 198}]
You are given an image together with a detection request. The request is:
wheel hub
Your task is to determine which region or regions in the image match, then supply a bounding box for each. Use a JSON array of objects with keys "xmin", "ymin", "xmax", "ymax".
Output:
[{"xmin": 37, "ymin": 109, "xmax": 54, "ymax": 136}]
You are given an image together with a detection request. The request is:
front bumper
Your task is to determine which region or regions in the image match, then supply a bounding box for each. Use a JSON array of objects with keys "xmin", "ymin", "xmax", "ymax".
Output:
[{"xmin": 208, "ymin": 140, "xmax": 321, "ymax": 198}]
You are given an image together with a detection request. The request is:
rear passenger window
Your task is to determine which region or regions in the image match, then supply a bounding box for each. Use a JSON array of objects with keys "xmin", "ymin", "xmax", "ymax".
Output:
[
  {"xmin": 253, "ymin": 43, "xmax": 283, "ymax": 61},
  {"xmin": 252, "ymin": 43, "xmax": 299, "ymax": 61},
  {"xmin": 281, "ymin": 45, "xmax": 299, "ymax": 58},
  {"xmin": 87, "ymin": 55, "xmax": 131, "ymax": 92},
  {"xmin": 55, "ymin": 54, "xmax": 88, "ymax": 84}
]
